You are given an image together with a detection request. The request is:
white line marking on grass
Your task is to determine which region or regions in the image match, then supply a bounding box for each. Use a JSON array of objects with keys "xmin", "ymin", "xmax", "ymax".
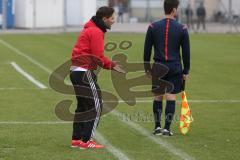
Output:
[
  {"xmin": 96, "ymin": 131, "xmax": 131, "ymax": 160},
  {"xmin": 0, "ymin": 121, "xmax": 71, "ymax": 125},
  {"xmin": 0, "ymin": 121, "xmax": 131, "ymax": 160},
  {"xmin": 106, "ymin": 100, "xmax": 240, "ymax": 104},
  {"xmin": 110, "ymin": 110, "xmax": 195, "ymax": 160},
  {"xmin": 0, "ymin": 120, "xmax": 193, "ymax": 160},
  {"xmin": 0, "ymin": 88, "xmax": 49, "ymax": 90},
  {"xmin": 0, "ymin": 39, "xmax": 238, "ymax": 104},
  {"xmin": 0, "ymin": 39, "xmax": 52, "ymax": 74},
  {"xmin": 0, "ymin": 39, "xmax": 129, "ymax": 160},
  {"xmin": 10, "ymin": 62, "xmax": 47, "ymax": 89},
  {"xmin": 0, "ymin": 38, "xmax": 194, "ymax": 160},
  {"xmin": 186, "ymin": 100, "xmax": 240, "ymax": 103}
]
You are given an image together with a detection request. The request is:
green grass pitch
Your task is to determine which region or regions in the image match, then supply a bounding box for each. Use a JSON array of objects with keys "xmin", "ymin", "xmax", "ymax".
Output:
[{"xmin": 0, "ymin": 32, "xmax": 240, "ymax": 160}]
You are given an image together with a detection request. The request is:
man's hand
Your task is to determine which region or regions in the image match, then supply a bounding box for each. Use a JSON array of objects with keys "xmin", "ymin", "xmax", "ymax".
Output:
[
  {"xmin": 113, "ymin": 63, "xmax": 126, "ymax": 74},
  {"xmin": 183, "ymin": 74, "xmax": 189, "ymax": 81}
]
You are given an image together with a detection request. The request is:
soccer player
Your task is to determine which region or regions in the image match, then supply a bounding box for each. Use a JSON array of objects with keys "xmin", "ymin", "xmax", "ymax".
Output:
[
  {"xmin": 70, "ymin": 6, "xmax": 125, "ymax": 149},
  {"xmin": 196, "ymin": 2, "xmax": 206, "ymax": 31},
  {"xmin": 144, "ymin": 0, "xmax": 190, "ymax": 136}
]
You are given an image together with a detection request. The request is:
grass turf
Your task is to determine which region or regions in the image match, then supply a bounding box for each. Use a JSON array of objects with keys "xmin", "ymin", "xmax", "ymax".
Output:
[{"xmin": 0, "ymin": 32, "xmax": 240, "ymax": 160}]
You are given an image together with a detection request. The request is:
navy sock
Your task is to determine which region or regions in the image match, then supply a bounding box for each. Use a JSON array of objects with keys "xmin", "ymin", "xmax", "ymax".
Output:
[
  {"xmin": 164, "ymin": 101, "xmax": 176, "ymax": 130},
  {"xmin": 153, "ymin": 100, "xmax": 163, "ymax": 129}
]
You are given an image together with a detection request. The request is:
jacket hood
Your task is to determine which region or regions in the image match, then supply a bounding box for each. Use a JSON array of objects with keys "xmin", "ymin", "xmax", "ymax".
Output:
[
  {"xmin": 84, "ymin": 16, "xmax": 108, "ymax": 33},
  {"xmin": 84, "ymin": 20, "xmax": 96, "ymax": 29}
]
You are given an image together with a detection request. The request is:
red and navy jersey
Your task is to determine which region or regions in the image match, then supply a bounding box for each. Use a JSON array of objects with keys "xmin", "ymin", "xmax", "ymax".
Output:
[{"xmin": 144, "ymin": 18, "xmax": 190, "ymax": 74}]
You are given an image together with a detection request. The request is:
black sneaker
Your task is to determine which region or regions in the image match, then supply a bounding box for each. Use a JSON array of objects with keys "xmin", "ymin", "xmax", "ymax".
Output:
[
  {"xmin": 153, "ymin": 127, "xmax": 162, "ymax": 135},
  {"xmin": 162, "ymin": 129, "xmax": 173, "ymax": 136}
]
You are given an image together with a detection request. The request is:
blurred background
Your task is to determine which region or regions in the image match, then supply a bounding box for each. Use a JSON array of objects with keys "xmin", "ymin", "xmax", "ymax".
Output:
[{"xmin": 0, "ymin": 0, "xmax": 239, "ymax": 33}]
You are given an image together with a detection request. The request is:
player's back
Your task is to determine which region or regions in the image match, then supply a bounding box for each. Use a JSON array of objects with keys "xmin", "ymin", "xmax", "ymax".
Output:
[{"xmin": 149, "ymin": 18, "xmax": 186, "ymax": 62}]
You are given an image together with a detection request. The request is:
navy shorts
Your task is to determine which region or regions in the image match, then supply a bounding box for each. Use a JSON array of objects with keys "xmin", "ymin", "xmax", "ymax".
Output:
[{"xmin": 151, "ymin": 62, "xmax": 183, "ymax": 95}]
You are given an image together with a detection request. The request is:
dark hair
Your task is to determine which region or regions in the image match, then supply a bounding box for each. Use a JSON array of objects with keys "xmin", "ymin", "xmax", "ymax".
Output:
[
  {"xmin": 164, "ymin": 0, "xmax": 179, "ymax": 14},
  {"xmin": 96, "ymin": 6, "xmax": 115, "ymax": 19}
]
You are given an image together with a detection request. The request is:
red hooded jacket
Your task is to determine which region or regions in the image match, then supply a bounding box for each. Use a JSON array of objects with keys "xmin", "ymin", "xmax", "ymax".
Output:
[{"xmin": 71, "ymin": 20, "xmax": 115, "ymax": 70}]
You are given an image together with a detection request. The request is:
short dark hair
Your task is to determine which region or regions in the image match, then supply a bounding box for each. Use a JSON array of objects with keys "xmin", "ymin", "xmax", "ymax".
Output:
[
  {"xmin": 164, "ymin": 0, "xmax": 179, "ymax": 14},
  {"xmin": 96, "ymin": 6, "xmax": 115, "ymax": 19}
]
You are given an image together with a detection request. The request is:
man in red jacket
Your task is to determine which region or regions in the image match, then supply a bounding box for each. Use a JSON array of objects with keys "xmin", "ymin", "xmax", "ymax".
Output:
[{"xmin": 70, "ymin": 6, "xmax": 125, "ymax": 149}]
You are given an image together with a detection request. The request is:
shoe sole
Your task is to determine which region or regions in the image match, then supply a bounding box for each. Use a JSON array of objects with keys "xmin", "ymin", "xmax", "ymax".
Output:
[
  {"xmin": 162, "ymin": 134, "xmax": 173, "ymax": 137},
  {"xmin": 153, "ymin": 133, "xmax": 163, "ymax": 136},
  {"xmin": 79, "ymin": 147, "xmax": 104, "ymax": 149}
]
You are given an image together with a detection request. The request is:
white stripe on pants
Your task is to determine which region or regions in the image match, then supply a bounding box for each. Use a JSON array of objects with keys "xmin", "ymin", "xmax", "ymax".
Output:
[{"xmin": 86, "ymin": 71, "xmax": 102, "ymax": 139}]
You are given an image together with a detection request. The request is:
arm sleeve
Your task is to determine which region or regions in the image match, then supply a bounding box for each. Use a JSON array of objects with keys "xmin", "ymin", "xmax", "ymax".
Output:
[
  {"xmin": 181, "ymin": 26, "xmax": 190, "ymax": 74},
  {"xmin": 90, "ymin": 30, "xmax": 116, "ymax": 70},
  {"xmin": 144, "ymin": 25, "xmax": 154, "ymax": 73}
]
